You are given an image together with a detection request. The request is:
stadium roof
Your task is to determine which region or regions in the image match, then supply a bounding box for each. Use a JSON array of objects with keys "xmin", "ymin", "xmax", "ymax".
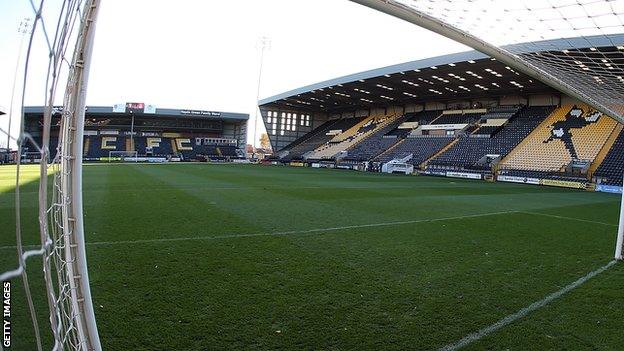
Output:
[
  {"xmin": 23, "ymin": 105, "xmax": 249, "ymax": 121},
  {"xmin": 260, "ymin": 35, "xmax": 624, "ymax": 112}
]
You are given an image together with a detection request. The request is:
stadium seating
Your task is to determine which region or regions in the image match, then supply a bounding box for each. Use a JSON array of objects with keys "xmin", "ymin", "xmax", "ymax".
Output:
[
  {"xmin": 375, "ymin": 136, "xmax": 455, "ymax": 165},
  {"xmin": 279, "ymin": 120, "xmax": 336, "ymax": 152},
  {"xmin": 342, "ymin": 114, "xmax": 410, "ymax": 161},
  {"xmin": 471, "ymin": 125, "xmax": 501, "ymax": 137},
  {"xmin": 499, "ymin": 104, "xmax": 618, "ymax": 172},
  {"xmin": 428, "ymin": 106, "xmax": 554, "ymax": 169},
  {"xmin": 593, "ymin": 129, "xmax": 624, "ymax": 185},
  {"xmin": 134, "ymin": 137, "xmax": 173, "ymax": 156},
  {"xmin": 217, "ymin": 145, "xmax": 238, "ymax": 157},
  {"xmin": 282, "ymin": 117, "xmax": 364, "ymax": 160},
  {"xmin": 84, "ymin": 135, "xmax": 126, "ymax": 158},
  {"xmin": 307, "ymin": 114, "xmax": 397, "ymax": 160},
  {"xmin": 431, "ymin": 110, "xmax": 483, "ymax": 125},
  {"xmin": 385, "ymin": 110, "xmax": 442, "ymax": 137}
]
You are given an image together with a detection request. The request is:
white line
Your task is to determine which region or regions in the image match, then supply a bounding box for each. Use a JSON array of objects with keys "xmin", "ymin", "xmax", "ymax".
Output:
[
  {"xmin": 0, "ymin": 210, "xmax": 516, "ymax": 250},
  {"xmin": 0, "ymin": 183, "xmax": 485, "ymax": 195},
  {"xmin": 439, "ymin": 260, "xmax": 618, "ymax": 351},
  {"xmin": 520, "ymin": 211, "xmax": 617, "ymax": 227}
]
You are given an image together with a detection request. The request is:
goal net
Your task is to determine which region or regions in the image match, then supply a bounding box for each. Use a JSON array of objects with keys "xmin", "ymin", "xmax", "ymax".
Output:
[
  {"xmin": 0, "ymin": 0, "xmax": 102, "ymax": 350},
  {"xmin": 108, "ymin": 150, "xmax": 139, "ymax": 162},
  {"xmin": 351, "ymin": 0, "xmax": 624, "ymax": 121},
  {"xmin": 349, "ymin": 0, "xmax": 624, "ymax": 258}
]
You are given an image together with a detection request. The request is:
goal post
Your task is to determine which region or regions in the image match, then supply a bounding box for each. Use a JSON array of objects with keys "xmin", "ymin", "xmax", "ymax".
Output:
[
  {"xmin": 617, "ymin": 172, "xmax": 624, "ymax": 260},
  {"xmin": 0, "ymin": 0, "xmax": 103, "ymax": 349},
  {"xmin": 108, "ymin": 150, "xmax": 139, "ymax": 162}
]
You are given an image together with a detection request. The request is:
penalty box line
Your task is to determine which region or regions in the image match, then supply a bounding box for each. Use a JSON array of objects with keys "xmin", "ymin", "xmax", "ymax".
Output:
[
  {"xmin": 519, "ymin": 211, "xmax": 618, "ymax": 227},
  {"xmin": 0, "ymin": 210, "xmax": 517, "ymax": 250},
  {"xmin": 439, "ymin": 260, "xmax": 618, "ymax": 351}
]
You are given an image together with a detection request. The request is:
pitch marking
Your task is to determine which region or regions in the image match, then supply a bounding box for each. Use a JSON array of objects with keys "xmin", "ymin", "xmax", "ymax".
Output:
[
  {"xmin": 439, "ymin": 260, "xmax": 618, "ymax": 351},
  {"xmin": 0, "ymin": 210, "xmax": 516, "ymax": 250},
  {"xmin": 520, "ymin": 211, "xmax": 617, "ymax": 227}
]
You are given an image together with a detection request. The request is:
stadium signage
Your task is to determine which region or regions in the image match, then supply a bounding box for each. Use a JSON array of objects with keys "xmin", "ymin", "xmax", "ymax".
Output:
[
  {"xmin": 446, "ymin": 171, "xmax": 482, "ymax": 180},
  {"xmin": 595, "ymin": 184, "xmax": 623, "ymax": 194},
  {"xmin": 540, "ymin": 179, "xmax": 587, "ymax": 189},
  {"xmin": 497, "ymin": 175, "xmax": 540, "ymax": 185},
  {"xmin": 423, "ymin": 170, "xmax": 447, "ymax": 177},
  {"xmin": 126, "ymin": 102, "xmax": 144, "ymax": 110},
  {"xmin": 180, "ymin": 110, "xmax": 221, "ymax": 117}
]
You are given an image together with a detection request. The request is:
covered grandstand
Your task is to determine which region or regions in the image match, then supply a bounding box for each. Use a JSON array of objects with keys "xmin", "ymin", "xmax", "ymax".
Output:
[
  {"xmin": 21, "ymin": 103, "xmax": 248, "ymax": 162},
  {"xmin": 258, "ymin": 36, "xmax": 624, "ymax": 193}
]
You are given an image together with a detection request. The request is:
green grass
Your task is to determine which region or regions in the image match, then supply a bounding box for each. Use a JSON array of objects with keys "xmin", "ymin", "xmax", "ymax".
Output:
[{"xmin": 1, "ymin": 163, "xmax": 623, "ymax": 350}]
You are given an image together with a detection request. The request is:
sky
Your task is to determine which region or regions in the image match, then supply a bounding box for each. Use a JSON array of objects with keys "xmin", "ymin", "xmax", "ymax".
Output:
[{"xmin": 0, "ymin": 0, "xmax": 467, "ymax": 148}]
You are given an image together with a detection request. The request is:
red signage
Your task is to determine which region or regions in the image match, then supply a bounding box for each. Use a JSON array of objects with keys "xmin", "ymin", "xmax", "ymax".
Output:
[{"xmin": 126, "ymin": 102, "xmax": 145, "ymax": 110}]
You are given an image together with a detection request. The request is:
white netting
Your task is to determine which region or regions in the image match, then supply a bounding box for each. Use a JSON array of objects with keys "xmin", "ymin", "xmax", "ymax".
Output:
[
  {"xmin": 0, "ymin": 0, "xmax": 101, "ymax": 350},
  {"xmin": 354, "ymin": 0, "xmax": 624, "ymax": 120}
]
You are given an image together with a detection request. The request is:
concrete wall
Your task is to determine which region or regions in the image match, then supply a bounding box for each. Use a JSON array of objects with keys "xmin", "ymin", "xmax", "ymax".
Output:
[
  {"xmin": 500, "ymin": 95, "xmax": 528, "ymax": 106},
  {"xmin": 529, "ymin": 94, "xmax": 561, "ymax": 106}
]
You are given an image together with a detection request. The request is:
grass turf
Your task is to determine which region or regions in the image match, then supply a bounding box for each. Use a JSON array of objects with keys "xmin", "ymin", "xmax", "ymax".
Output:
[{"xmin": 1, "ymin": 163, "xmax": 623, "ymax": 350}]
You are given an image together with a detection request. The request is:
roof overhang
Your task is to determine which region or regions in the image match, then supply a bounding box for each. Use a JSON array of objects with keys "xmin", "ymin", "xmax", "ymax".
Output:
[
  {"xmin": 23, "ymin": 106, "xmax": 249, "ymax": 121},
  {"xmin": 259, "ymin": 34, "xmax": 624, "ymax": 112}
]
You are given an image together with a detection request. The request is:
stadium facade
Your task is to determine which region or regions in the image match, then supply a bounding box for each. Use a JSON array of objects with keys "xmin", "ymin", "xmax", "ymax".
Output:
[
  {"xmin": 258, "ymin": 36, "xmax": 624, "ymax": 193},
  {"xmin": 23, "ymin": 103, "xmax": 249, "ymax": 162}
]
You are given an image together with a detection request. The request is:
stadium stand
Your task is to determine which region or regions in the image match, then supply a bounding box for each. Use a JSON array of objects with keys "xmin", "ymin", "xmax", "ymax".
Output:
[
  {"xmin": 471, "ymin": 125, "xmax": 501, "ymax": 137},
  {"xmin": 23, "ymin": 105, "xmax": 249, "ymax": 163},
  {"xmin": 282, "ymin": 117, "xmax": 364, "ymax": 161},
  {"xmin": 257, "ymin": 39, "xmax": 624, "ymax": 192},
  {"xmin": 307, "ymin": 114, "xmax": 397, "ymax": 160},
  {"xmin": 84, "ymin": 135, "xmax": 127, "ymax": 158},
  {"xmin": 386, "ymin": 110, "xmax": 442, "ymax": 137},
  {"xmin": 375, "ymin": 136, "xmax": 455, "ymax": 165},
  {"xmin": 430, "ymin": 110, "xmax": 483, "ymax": 125},
  {"xmin": 427, "ymin": 106, "xmax": 554, "ymax": 170},
  {"xmin": 218, "ymin": 145, "xmax": 238, "ymax": 157},
  {"xmin": 279, "ymin": 120, "xmax": 336, "ymax": 154},
  {"xmin": 133, "ymin": 137, "xmax": 173, "ymax": 156},
  {"xmin": 342, "ymin": 114, "xmax": 410, "ymax": 161},
  {"xmin": 499, "ymin": 104, "xmax": 618, "ymax": 172},
  {"xmin": 593, "ymin": 129, "xmax": 624, "ymax": 186}
]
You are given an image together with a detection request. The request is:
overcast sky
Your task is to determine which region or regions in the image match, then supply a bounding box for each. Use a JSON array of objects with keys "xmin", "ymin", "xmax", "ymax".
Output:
[{"xmin": 0, "ymin": 0, "xmax": 467, "ymax": 147}]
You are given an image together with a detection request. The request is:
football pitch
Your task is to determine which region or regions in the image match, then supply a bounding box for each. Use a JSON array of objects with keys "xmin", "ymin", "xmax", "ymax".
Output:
[{"xmin": 1, "ymin": 163, "xmax": 623, "ymax": 350}]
